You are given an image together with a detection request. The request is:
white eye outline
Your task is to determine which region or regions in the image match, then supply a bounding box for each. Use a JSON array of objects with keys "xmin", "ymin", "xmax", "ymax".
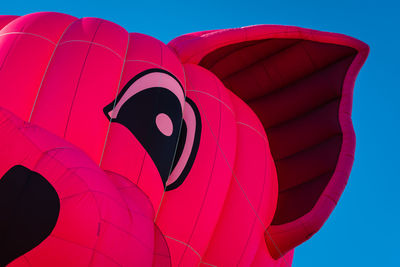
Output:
[{"xmin": 105, "ymin": 69, "xmax": 185, "ymax": 120}]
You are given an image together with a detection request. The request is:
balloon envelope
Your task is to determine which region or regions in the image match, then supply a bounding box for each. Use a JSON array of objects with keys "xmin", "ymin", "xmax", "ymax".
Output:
[{"xmin": 0, "ymin": 12, "xmax": 368, "ymax": 267}]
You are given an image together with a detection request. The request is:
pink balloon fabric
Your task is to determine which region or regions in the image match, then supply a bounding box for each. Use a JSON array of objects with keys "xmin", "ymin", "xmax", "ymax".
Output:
[
  {"xmin": 0, "ymin": 107, "xmax": 171, "ymax": 266},
  {"xmin": 0, "ymin": 12, "xmax": 368, "ymax": 266}
]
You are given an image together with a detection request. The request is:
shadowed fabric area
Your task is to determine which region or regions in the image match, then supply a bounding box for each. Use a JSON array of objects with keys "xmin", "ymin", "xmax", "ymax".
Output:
[{"xmin": 200, "ymin": 39, "xmax": 357, "ymax": 225}]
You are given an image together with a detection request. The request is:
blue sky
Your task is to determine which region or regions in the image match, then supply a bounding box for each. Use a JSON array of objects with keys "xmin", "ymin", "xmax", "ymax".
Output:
[{"xmin": 2, "ymin": 0, "xmax": 399, "ymax": 266}]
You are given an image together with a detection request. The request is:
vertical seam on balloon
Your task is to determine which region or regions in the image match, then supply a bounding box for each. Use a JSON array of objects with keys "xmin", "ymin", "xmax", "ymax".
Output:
[
  {"xmin": 90, "ymin": 29, "xmax": 130, "ymax": 267},
  {"xmin": 190, "ymin": 90, "xmax": 289, "ymax": 265},
  {"xmin": 178, "ymin": 68, "xmax": 222, "ymax": 266},
  {"xmin": 98, "ymin": 32, "xmax": 130, "ymax": 167},
  {"xmin": 235, "ymin": 122, "xmax": 289, "ymax": 266},
  {"xmin": 188, "ymin": 85, "xmax": 231, "ymax": 265},
  {"xmin": 237, "ymin": 123, "xmax": 268, "ymax": 264},
  {"xmin": 28, "ymin": 20, "xmax": 76, "ymax": 122},
  {"xmin": 134, "ymin": 153, "xmax": 147, "ymax": 185},
  {"xmin": 63, "ymin": 21, "xmax": 102, "ymax": 138},
  {"xmin": 154, "ymin": 54, "xmax": 187, "ymax": 222},
  {"xmin": 182, "ymin": 68, "xmax": 223, "ymax": 266}
]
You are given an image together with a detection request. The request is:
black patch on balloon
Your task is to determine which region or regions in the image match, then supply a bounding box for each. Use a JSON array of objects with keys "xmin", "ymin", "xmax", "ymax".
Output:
[
  {"xmin": 104, "ymin": 69, "xmax": 202, "ymax": 191},
  {"xmin": 0, "ymin": 165, "xmax": 60, "ymax": 266},
  {"xmin": 108, "ymin": 87, "xmax": 182, "ymax": 186}
]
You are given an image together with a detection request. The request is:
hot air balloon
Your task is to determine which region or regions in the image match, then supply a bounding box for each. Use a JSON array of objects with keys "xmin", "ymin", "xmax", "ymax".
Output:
[{"xmin": 0, "ymin": 12, "xmax": 368, "ymax": 266}]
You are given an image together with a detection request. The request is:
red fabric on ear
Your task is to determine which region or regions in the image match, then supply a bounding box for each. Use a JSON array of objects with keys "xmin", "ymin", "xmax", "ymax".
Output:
[{"xmin": 169, "ymin": 25, "xmax": 368, "ymax": 258}]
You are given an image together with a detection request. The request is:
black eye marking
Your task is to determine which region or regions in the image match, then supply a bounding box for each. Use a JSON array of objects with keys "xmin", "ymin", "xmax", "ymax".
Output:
[
  {"xmin": 104, "ymin": 69, "xmax": 201, "ymax": 191},
  {"xmin": 0, "ymin": 165, "xmax": 60, "ymax": 266}
]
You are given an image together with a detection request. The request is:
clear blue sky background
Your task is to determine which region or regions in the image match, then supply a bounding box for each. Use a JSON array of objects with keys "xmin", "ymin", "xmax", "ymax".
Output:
[{"xmin": 2, "ymin": 1, "xmax": 398, "ymax": 266}]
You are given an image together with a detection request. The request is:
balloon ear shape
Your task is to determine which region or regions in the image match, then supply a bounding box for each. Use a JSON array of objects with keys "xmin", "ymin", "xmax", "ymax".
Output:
[
  {"xmin": 169, "ymin": 26, "xmax": 369, "ymax": 258},
  {"xmin": 104, "ymin": 68, "xmax": 201, "ymax": 191}
]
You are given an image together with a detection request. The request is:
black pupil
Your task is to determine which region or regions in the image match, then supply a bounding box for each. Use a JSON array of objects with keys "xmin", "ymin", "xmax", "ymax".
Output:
[{"xmin": 114, "ymin": 87, "xmax": 183, "ymax": 186}]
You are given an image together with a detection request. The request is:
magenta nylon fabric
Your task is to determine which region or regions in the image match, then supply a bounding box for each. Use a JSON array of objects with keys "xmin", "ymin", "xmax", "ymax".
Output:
[{"xmin": 0, "ymin": 12, "xmax": 368, "ymax": 266}]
